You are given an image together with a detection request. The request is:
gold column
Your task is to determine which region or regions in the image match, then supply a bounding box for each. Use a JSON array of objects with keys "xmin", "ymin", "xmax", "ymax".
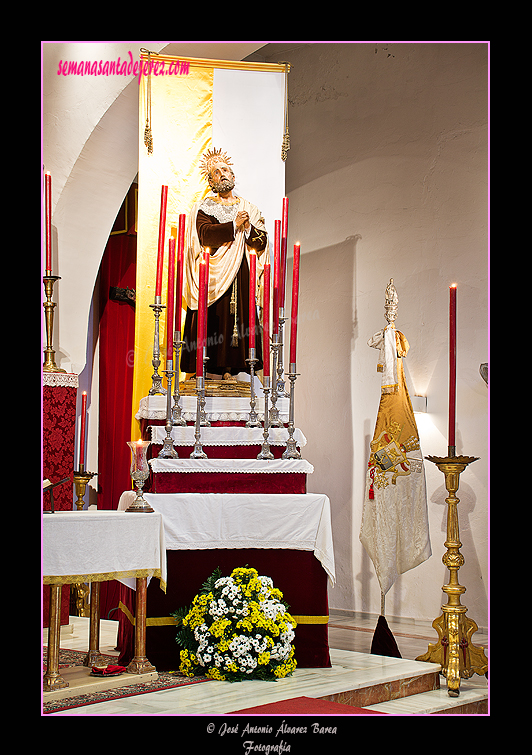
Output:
[
  {"xmin": 83, "ymin": 582, "xmax": 107, "ymax": 667},
  {"xmin": 416, "ymin": 455, "xmax": 488, "ymax": 696},
  {"xmin": 127, "ymin": 577, "xmax": 156, "ymax": 674},
  {"xmin": 43, "ymin": 584, "xmax": 69, "ymax": 692}
]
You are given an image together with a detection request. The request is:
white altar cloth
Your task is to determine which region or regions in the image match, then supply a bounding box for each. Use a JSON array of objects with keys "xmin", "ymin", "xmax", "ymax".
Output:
[
  {"xmin": 136, "ymin": 394, "xmax": 289, "ymax": 423},
  {"xmin": 42, "ymin": 510, "xmax": 167, "ymax": 589},
  {"xmin": 149, "ymin": 424, "xmax": 307, "ymax": 447},
  {"xmin": 149, "ymin": 458, "xmax": 314, "ymax": 475},
  {"xmin": 117, "ymin": 492, "xmax": 335, "ymax": 585}
]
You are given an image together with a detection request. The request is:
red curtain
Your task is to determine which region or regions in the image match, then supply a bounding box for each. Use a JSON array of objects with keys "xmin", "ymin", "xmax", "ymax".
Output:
[{"xmin": 97, "ymin": 225, "xmax": 137, "ymax": 617}]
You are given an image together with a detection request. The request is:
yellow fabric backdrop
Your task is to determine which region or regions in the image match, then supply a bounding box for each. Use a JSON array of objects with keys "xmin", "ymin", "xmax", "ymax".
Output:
[
  {"xmin": 132, "ymin": 53, "xmax": 287, "ymax": 441},
  {"xmin": 132, "ymin": 60, "xmax": 213, "ymax": 440}
]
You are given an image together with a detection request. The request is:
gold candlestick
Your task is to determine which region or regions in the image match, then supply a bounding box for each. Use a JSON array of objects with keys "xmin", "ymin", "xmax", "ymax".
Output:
[
  {"xmin": 416, "ymin": 454, "xmax": 488, "ymax": 696},
  {"xmin": 73, "ymin": 469, "xmax": 97, "ymax": 510},
  {"xmin": 43, "ymin": 275, "xmax": 66, "ymax": 373}
]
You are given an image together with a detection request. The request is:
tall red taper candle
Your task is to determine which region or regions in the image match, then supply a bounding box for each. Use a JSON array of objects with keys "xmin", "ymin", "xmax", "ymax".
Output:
[
  {"xmin": 196, "ymin": 259, "xmax": 207, "ymax": 378},
  {"xmin": 263, "ymin": 259, "xmax": 271, "ymax": 377},
  {"xmin": 45, "ymin": 172, "xmax": 52, "ymax": 274},
  {"xmin": 79, "ymin": 391, "xmax": 87, "ymax": 469},
  {"xmin": 273, "ymin": 220, "xmax": 281, "ymax": 335},
  {"xmin": 166, "ymin": 237, "xmax": 176, "ymax": 361},
  {"xmin": 289, "ymin": 243, "xmax": 301, "ymax": 367},
  {"xmin": 249, "ymin": 251, "xmax": 257, "ymax": 349},
  {"xmin": 175, "ymin": 214, "xmax": 186, "ymax": 333},
  {"xmin": 449, "ymin": 284, "xmax": 457, "ymax": 453},
  {"xmin": 155, "ymin": 185, "xmax": 168, "ymax": 298},
  {"xmin": 280, "ymin": 197, "xmax": 289, "ymax": 308}
]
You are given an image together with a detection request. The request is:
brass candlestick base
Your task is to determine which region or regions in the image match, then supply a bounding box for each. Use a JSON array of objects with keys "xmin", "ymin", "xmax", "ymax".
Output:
[
  {"xmin": 43, "ymin": 275, "xmax": 66, "ymax": 373},
  {"xmin": 73, "ymin": 470, "xmax": 97, "ymax": 510},
  {"xmin": 416, "ymin": 454, "xmax": 488, "ymax": 696}
]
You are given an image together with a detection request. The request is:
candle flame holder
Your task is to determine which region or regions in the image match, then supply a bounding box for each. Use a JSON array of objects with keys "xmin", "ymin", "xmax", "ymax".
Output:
[
  {"xmin": 282, "ymin": 364, "xmax": 301, "ymax": 459},
  {"xmin": 43, "ymin": 276, "xmax": 66, "ymax": 373},
  {"xmin": 416, "ymin": 453, "xmax": 488, "ymax": 696},
  {"xmin": 158, "ymin": 361, "xmax": 178, "ymax": 458},
  {"xmin": 245, "ymin": 348, "xmax": 261, "ymax": 427},
  {"xmin": 149, "ymin": 298, "xmax": 166, "ymax": 395},
  {"xmin": 190, "ymin": 377, "xmax": 208, "ymax": 458},
  {"xmin": 125, "ymin": 441, "xmax": 154, "ymax": 512},
  {"xmin": 73, "ymin": 469, "xmax": 97, "ymax": 510},
  {"xmin": 257, "ymin": 376, "xmax": 274, "ymax": 460}
]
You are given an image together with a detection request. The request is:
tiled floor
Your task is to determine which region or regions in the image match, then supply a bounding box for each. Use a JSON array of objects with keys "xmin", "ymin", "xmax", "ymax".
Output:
[{"xmin": 43, "ymin": 613, "xmax": 488, "ymax": 716}]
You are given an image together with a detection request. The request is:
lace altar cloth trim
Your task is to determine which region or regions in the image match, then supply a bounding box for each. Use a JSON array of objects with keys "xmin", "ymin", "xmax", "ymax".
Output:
[
  {"xmin": 42, "ymin": 372, "xmax": 79, "ymax": 388},
  {"xmin": 149, "ymin": 458, "xmax": 314, "ymax": 475},
  {"xmin": 150, "ymin": 425, "xmax": 307, "ymax": 447},
  {"xmin": 136, "ymin": 394, "xmax": 289, "ymax": 423}
]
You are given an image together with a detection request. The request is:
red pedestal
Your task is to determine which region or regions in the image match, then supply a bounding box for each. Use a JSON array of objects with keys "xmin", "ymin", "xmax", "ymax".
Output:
[
  {"xmin": 42, "ymin": 373, "xmax": 78, "ymax": 628},
  {"xmin": 118, "ymin": 549, "xmax": 330, "ymax": 670}
]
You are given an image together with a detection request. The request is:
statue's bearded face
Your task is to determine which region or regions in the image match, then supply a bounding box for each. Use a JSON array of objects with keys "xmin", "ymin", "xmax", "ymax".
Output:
[{"xmin": 208, "ymin": 162, "xmax": 235, "ymax": 194}]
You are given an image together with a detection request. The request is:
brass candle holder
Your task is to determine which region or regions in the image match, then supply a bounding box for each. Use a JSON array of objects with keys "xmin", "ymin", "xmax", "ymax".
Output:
[
  {"xmin": 416, "ymin": 453, "xmax": 488, "ymax": 696},
  {"xmin": 43, "ymin": 275, "xmax": 66, "ymax": 373},
  {"xmin": 73, "ymin": 469, "xmax": 97, "ymax": 510}
]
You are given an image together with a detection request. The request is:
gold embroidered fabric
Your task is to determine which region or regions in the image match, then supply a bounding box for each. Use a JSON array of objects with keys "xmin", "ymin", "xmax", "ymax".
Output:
[
  {"xmin": 43, "ymin": 568, "xmax": 163, "ymax": 587},
  {"xmin": 119, "ymin": 603, "xmax": 328, "ymax": 627}
]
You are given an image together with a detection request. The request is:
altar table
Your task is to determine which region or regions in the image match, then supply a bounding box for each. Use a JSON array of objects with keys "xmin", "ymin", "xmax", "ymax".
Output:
[
  {"xmin": 43, "ymin": 510, "xmax": 166, "ymax": 692},
  {"xmin": 116, "ymin": 492, "xmax": 335, "ymax": 671},
  {"xmin": 149, "ymin": 457, "xmax": 313, "ymax": 494}
]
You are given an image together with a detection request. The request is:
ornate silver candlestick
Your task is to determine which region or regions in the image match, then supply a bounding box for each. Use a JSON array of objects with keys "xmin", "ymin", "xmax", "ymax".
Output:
[
  {"xmin": 268, "ymin": 334, "xmax": 284, "ymax": 427},
  {"xmin": 282, "ymin": 363, "xmax": 301, "ymax": 459},
  {"xmin": 200, "ymin": 348, "xmax": 211, "ymax": 427},
  {"xmin": 158, "ymin": 359, "xmax": 178, "ymax": 458},
  {"xmin": 172, "ymin": 337, "xmax": 186, "ymax": 426},
  {"xmin": 125, "ymin": 441, "xmax": 154, "ymax": 512},
  {"xmin": 245, "ymin": 348, "xmax": 261, "ymax": 427},
  {"xmin": 149, "ymin": 297, "xmax": 166, "ymax": 395},
  {"xmin": 190, "ymin": 376, "xmax": 208, "ymax": 458},
  {"xmin": 257, "ymin": 376, "xmax": 274, "ymax": 460},
  {"xmin": 276, "ymin": 309, "xmax": 287, "ymax": 397}
]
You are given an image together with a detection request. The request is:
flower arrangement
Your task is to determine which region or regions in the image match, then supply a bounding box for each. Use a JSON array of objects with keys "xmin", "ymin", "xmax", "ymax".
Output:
[{"xmin": 172, "ymin": 566, "xmax": 297, "ymax": 682}]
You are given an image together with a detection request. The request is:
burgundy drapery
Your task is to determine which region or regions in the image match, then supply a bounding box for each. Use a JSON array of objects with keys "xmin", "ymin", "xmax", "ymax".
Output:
[{"xmin": 96, "ymin": 224, "xmax": 137, "ymax": 617}]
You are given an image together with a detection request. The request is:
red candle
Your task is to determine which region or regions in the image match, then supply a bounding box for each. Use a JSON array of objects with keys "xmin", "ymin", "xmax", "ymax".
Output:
[
  {"xmin": 289, "ymin": 243, "xmax": 301, "ymax": 367},
  {"xmin": 263, "ymin": 259, "xmax": 271, "ymax": 377},
  {"xmin": 45, "ymin": 172, "xmax": 52, "ymax": 274},
  {"xmin": 155, "ymin": 185, "xmax": 168, "ymax": 298},
  {"xmin": 249, "ymin": 251, "xmax": 257, "ymax": 349},
  {"xmin": 280, "ymin": 197, "xmax": 289, "ymax": 309},
  {"xmin": 196, "ymin": 259, "xmax": 207, "ymax": 377},
  {"xmin": 79, "ymin": 391, "xmax": 87, "ymax": 469},
  {"xmin": 273, "ymin": 220, "xmax": 281, "ymax": 335},
  {"xmin": 175, "ymin": 214, "xmax": 186, "ymax": 333},
  {"xmin": 449, "ymin": 284, "xmax": 457, "ymax": 451},
  {"xmin": 166, "ymin": 236, "xmax": 176, "ymax": 361}
]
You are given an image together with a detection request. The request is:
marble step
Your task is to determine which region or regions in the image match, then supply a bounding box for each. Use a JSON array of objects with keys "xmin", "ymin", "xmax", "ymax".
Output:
[{"xmin": 363, "ymin": 684, "xmax": 488, "ymax": 715}]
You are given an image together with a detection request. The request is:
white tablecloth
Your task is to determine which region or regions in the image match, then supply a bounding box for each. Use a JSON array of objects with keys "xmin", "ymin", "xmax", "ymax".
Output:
[
  {"xmin": 149, "ymin": 424, "xmax": 307, "ymax": 447},
  {"xmin": 149, "ymin": 458, "xmax": 314, "ymax": 475},
  {"xmin": 136, "ymin": 394, "xmax": 290, "ymax": 423},
  {"xmin": 117, "ymin": 492, "xmax": 335, "ymax": 585},
  {"xmin": 42, "ymin": 510, "xmax": 167, "ymax": 590}
]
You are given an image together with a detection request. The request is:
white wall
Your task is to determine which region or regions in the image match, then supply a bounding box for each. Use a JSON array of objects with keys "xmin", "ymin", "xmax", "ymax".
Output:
[
  {"xmin": 42, "ymin": 42, "xmax": 489, "ymax": 627},
  {"xmin": 267, "ymin": 42, "xmax": 488, "ymax": 626}
]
